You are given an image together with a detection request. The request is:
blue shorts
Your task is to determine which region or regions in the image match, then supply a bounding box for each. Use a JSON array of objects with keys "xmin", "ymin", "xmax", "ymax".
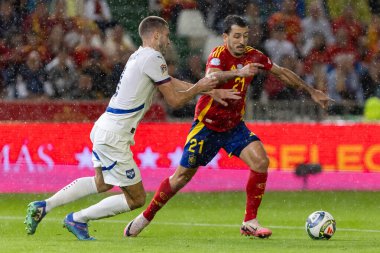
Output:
[{"xmin": 180, "ymin": 120, "xmax": 260, "ymax": 169}]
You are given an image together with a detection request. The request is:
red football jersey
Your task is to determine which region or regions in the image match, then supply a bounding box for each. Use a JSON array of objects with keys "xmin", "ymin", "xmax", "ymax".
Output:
[{"xmin": 194, "ymin": 45, "xmax": 273, "ymax": 132}]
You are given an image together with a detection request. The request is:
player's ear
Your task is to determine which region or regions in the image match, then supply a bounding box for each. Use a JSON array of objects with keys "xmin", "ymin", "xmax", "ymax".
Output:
[
  {"xmin": 154, "ymin": 31, "xmax": 160, "ymax": 40},
  {"xmin": 222, "ymin": 33, "xmax": 228, "ymax": 42}
]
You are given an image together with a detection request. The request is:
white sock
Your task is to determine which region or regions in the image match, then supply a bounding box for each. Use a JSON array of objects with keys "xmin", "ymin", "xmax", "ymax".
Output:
[
  {"xmin": 73, "ymin": 194, "xmax": 130, "ymax": 223},
  {"xmin": 45, "ymin": 177, "xmax": 98, "ymax": 213}
]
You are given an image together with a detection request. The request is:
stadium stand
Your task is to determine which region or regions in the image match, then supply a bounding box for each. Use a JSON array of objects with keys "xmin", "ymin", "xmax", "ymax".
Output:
[{"xmin": 0, "ymin": 0, "xmax": 379, "ymax": 122}]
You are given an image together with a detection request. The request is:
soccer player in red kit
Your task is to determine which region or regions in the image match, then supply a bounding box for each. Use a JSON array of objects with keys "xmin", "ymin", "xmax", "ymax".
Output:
[{"xmin": 125, "ymin": 15, "xmax": 332, "ymax": 238}]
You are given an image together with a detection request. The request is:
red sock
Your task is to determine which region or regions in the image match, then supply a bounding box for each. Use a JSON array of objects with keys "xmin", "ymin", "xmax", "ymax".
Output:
[
  {"xmin": 244, "ymin": 170, "xmax": 268, "ymax": 222},
  {"xmin": 143, "ymin": 177, "xmax": 175, "ymax": 221}
]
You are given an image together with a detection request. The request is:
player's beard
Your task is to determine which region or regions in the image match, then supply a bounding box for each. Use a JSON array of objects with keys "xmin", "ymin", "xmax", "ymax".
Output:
[
  {"xmin": 233, "ymin": 48, "xmax": 245, "ymax": 57},
  {"xmin": 235, "ymin": 44, "xmax": 245, "ymax": 56},
  {"xmin": 228, "ymin": 42, "xmax": 245, "ymax": 57}
]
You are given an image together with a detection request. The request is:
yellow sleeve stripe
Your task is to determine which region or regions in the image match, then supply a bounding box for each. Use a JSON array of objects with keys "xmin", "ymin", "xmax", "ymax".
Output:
[
  {"xmin": 212, "ymin": 46, "xmax": 221, "ymax": 57},
  {"xmin": 185, "ymin": 121, "xmax": 205, "ymax": 145},
  {"xmin": 245, "ymin": 46, "xmax": 253, "ymax": 52},
  {"xmin": 212, "ymin": 46, "xmax": 225, "ymax": 58},
  {"xmin": 217, "ymin": 46, "xmax": 225, "ymax": 57}
]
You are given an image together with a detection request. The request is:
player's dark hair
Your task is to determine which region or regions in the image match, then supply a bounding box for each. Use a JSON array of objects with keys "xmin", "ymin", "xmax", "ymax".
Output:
[
  {"xmin": 223, "ymin": 15, "xmax": 248, "ymax": 34},
  {"xmin": 139, "ymin": 16, "xmax": 168, "ymax": 38}
]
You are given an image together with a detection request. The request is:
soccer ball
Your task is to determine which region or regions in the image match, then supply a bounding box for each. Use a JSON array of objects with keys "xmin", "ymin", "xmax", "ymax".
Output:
[{"xmin": 305, "ymin": 211, "xmax": 336, "ymax": 240}]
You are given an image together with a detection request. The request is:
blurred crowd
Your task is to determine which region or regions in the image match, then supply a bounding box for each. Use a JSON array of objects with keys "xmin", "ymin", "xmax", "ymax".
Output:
[
  {"xmin": 153, "ymin": 0, "xmax": 380, "ymax": 117},
  {"xmin": 1, "ymin": 0, "xmax": 380, "ymax": 119},
  {"xmin": 0, "ymin": 0, "xmax": 136, "ymax": 100}
]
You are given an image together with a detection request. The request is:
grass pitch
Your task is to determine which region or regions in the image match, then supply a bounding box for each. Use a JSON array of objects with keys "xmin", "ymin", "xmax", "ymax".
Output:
[{"xmin": 1, "ymin": 191, "xmax": 379, "ymax": 253}]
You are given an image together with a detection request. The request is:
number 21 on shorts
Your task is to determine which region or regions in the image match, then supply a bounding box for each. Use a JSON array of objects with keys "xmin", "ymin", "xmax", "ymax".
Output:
[{"xmin": 188, "ymin": 139, "xmax": 204, "ymax": 154}]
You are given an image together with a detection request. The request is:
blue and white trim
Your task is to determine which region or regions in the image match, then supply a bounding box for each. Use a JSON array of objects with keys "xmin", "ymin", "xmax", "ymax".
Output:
[{"xmin": 106, "ymin": 104, "xmax": 145, "ymax": 114}]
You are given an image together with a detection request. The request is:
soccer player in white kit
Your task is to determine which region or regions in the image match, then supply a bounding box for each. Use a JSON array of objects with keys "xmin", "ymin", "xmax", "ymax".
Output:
[{"xmin": 24, "ymin": 16, "xmax": 225, "ymax": 240}]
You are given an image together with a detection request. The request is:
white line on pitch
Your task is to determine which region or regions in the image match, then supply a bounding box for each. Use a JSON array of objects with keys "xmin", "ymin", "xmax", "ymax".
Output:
[{"xmin": 4, "ymin": 216, "xmax": 380, "ymax": 233}]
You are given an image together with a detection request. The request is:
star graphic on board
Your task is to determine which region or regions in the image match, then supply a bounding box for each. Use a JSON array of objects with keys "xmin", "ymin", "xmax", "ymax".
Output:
[
  {"xmin": 137, "ymin": 147, "xmax": 160, "ymax": 169},
  {"xmin": 75, "ymin": 147, "xmax": 93, "ymax": 169},
  {"xmin": 207, "ymin": 152, "xmax": 221, "ymax": 169},
  {"xmin": 167, "ymin": 146, "xmax": 183, "ymax": 168}
]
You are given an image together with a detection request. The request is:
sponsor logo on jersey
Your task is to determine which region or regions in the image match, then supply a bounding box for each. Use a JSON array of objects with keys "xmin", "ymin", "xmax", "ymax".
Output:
[
  {"xmin": 210, "ymin": 58, "xmax": 221, "ymax": 66},
  {"xmin": 125, "ymin": 169, "xmax": 135, "ymax": 179},
  {"xmin": 160, "ymin": 64, "xmax": 168, "ymax": 74}
]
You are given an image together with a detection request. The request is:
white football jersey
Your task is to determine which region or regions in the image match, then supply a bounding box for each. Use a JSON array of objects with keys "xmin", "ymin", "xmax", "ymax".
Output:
[{"xmin": 95, "ymin": 46, "xmax": 170, "ymax": 138}]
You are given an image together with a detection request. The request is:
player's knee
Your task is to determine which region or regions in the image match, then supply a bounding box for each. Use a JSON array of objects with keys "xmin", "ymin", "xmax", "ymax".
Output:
[
  {"xmin": 132, "ymin": 198, "xmax": 146, "ymax": 209},
  {"xmin": 262, "ymin": 156, "xmax": 270, "ymax": 170},
  {"xmin": 134, "ymin": 198, "xmax": 145, "ymax": 209},
  {"xmin": 128, "ymin": 192, "xmax": 146, "ymax": 209},
  {"xmin": 253, "ymin": 156, "xmax": 270, "ymax": 173}
]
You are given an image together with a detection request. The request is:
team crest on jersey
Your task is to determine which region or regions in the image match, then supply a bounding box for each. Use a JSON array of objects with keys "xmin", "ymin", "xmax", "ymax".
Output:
[
  {"xmin": 210, "ymin": 58, "xmax": 221, "ymax": 66},
  {"xmin": 237, "ymin": 64, "xmax": 243, "ymax": 69},
  {"xmin": 188, "ymin": 155, "xmax": 197, "ymax": 166},
  {"xmin": 125, "ymin": 169, "xmax": 135, "ymax": 179},
  {"xmin": 160, "ymin": 64, "xmax": 168, "ymax": 74}
]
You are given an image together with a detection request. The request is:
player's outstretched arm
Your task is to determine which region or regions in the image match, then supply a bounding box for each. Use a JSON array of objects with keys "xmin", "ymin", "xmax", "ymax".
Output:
[
  {"xmin": 170, "ymin": 78, "xmax": 241, "ymax": 106},
  {"xmin": 270, "ymin": 64, "xmax": 334, "ymax": 109},
  {"xmin": 206, "ymin": 63, "xmax": 263, "ymax": 84},
  {"xmin": 158, "ymin": 76, "xmax": 218, "ymax": 108},
  {"xmin": 170, "ymin": 77, "xmax": 194, "ymax": 91}
]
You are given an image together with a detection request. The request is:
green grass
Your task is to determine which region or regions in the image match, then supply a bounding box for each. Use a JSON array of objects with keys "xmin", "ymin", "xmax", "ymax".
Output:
[{"xmin": 1, "ymin": 191, "xmax": 380, "ymax": 253}]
